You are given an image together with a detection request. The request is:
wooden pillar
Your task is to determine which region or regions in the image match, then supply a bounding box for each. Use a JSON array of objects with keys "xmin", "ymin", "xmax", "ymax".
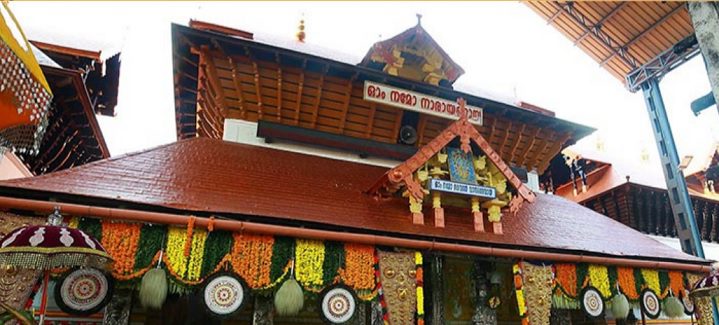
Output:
[
  {"xmin": 429, "ymin": 253, "xmax": 444, "ymax": 324},
  {"xmin": 253, "ymin": 295, "xmax": 274, "ymax": 325},
  {"xmin": 103, "ymin": 289, "xmax": 133, "ymax": 325}
]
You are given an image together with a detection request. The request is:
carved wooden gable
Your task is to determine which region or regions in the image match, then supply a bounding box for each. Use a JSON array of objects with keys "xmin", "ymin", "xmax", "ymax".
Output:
[{"xmin": 368, "ymin": 99, "xmax": 535, "ymax": 234}]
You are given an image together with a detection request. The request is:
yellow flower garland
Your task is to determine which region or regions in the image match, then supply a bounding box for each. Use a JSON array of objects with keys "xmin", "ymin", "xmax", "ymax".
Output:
[
  {"xmin": 67, "ymin": 217, "xmax": 79, "ymax": 229},
  {"xmin": 295, "ymin": 239, "xmax": 325, "ymax": 288},
  {"xmin": 588, "ymin": 264, "xmax": 611, "ymax": 298},
  {"xmin": 186, "ymin": 229, "xmax": 208, "ymax": 281},
  {"xmin": 641, "ymin": 269, "xmax": 661, "ymax": 293},
  {"xmin": 166, "ymin": 226, "xmax": 189, "ymax": 278}
]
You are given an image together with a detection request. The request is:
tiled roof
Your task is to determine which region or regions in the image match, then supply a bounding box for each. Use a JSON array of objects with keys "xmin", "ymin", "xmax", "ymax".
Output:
[{"xmin": 0, "ymin": 138, "xmax": 703, "ymax": 263}]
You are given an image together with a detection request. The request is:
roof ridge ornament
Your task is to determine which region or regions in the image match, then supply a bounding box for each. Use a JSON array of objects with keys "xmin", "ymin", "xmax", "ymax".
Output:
[{"xmin": 416, "ymin": 13, "xmax": 422, "ymax": 26}]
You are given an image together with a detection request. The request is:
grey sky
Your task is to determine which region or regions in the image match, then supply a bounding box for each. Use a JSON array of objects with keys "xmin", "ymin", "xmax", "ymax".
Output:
[{"xmin": 10, "ymin": 1, "xmax": 719, "ymax": 169}]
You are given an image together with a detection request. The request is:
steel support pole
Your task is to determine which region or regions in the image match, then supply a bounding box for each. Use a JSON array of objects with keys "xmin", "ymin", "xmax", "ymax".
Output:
[{"xmin": 641, "ymin": 77, "xmax": 719, "ymax": 324}]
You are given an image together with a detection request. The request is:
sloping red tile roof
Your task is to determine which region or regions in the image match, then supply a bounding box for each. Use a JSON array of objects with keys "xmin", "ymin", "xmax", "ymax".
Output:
[{"xmin": 0, "ymin": 138, "xmax": 703, "ymax": 263}]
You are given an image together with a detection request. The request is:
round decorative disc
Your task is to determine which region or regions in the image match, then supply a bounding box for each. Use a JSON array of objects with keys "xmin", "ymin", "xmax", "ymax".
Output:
[
  {"xmin": 682, "ymin": 290, "xmax": 695, "ymax": 315},
  {"xmin": 202, "ymin": 273, "xmax": 247, "ymax": 318},
  {"xmin": 581, "ymin": 286, "xmax": 605, "ymax": 319},
  {"xmin": 55, "ymin": 268, "xmax": 113, "ymax": 315},
  {"xmin": 320, "ymin": 285, "xmax": 357, "ymax": 324},
  {"xmin": 640, "ymin": 289, "xmax": 661, "ymax": 319}
]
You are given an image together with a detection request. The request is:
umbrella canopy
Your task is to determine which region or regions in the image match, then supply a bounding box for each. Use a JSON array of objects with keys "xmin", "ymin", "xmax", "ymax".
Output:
[
  {"xmin": 691, "ymin": 273, "xmax": 719, "ymax": 298},
  {"xmin": 0, "ymin": 1, "xmax": 52, "ymax": 155},
  {"xmin": 0, "ymin": 210, "xmax": 111, "ymax": 270}
]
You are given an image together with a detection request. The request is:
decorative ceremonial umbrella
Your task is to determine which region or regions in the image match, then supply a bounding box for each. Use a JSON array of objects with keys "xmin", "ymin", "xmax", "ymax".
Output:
[
  {"xmin": 0, "ymin": 1, "xmax": 52, "ymax": 155},
  {"xmin": 691, "ymin": 271, "xmax": 719, "ymax": 298},
  {"xmin": 0, "ymin": 208, "xmax": 111, "ymax": 324}
]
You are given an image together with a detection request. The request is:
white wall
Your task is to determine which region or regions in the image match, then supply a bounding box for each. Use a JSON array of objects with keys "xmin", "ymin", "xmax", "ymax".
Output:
[{"xmin": 0, "ymin": 151, "xmax": 32, "ymax": 180}]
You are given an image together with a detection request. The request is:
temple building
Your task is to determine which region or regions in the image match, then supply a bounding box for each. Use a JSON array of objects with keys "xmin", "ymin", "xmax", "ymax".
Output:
[{"xmin": 0, "ymin": 18, "xmax": 715, "ymax": 325}]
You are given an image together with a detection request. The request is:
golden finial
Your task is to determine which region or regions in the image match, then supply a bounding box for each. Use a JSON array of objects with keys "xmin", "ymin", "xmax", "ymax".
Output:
[{"xmin": 296, "ymin": 15, "xmax": 305, "ymax": 43}]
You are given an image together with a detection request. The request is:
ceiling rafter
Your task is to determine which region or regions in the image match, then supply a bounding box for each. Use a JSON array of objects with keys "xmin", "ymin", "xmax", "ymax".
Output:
[
  {"xmin": 551, "ymin": 1, "xmax": 640, "ymax": 69},
  {"xmin": 573, "ymin": 2, "xmax": 628, "ymax": 46}
]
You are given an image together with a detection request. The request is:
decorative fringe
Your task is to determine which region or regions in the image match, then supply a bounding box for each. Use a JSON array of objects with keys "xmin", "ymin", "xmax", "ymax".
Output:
[
  {"xmin": 610, "ymin": 294, "xmax": 630, "ymax": 319},
  {"xmin": 551, "ymin": 293, "xmax": 580, "ymax": 310},
  {"xmin": 0, "ymin": 252, "xmax": 111, "ymax": 270},
  {"xmin": 274, "ymin": 278, "xmax": 304, "ymax": 316},
  {"xmin": 139, "ymin": 268, "xmax": 168, "ymax": 310},
  {"xmin": 664, "ymin": 296, "xmax": 684, "ymax": 318}
]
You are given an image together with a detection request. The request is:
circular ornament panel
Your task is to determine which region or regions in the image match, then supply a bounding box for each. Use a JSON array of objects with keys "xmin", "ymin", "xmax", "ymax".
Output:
[
  {"xmin": 640, "ymin": 289, "xmax": 661, "ymax": 319},
  {"xmin": 202, "ymin": 273, "xmax": 247, "ymax": 318},
  {"xmin": 581, "ymin": 286, "xmax": 605, "ymax": 319},
  {"xmin": 319, "ymin": 285, "xmax": 357, "ymax": 324},
  {"xmin": 55, "ymin": 268, "xmax": 113, "ymax": 315},
  {"xmin": 682, "ymin": 289, "xmax": 695, "ymax": 315}
]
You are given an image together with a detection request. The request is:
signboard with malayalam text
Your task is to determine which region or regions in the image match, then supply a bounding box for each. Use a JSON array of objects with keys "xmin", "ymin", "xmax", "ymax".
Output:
[
  {"xmin": 363, "ymin": 81, "xmax": 483, "ymax": 126},
  {"xmin": 428, "ymin": 179, "xmax": 496, "ymax": 199}
]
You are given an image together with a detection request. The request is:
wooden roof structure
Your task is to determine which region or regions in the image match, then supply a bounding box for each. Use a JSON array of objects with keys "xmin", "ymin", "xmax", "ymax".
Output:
[
  {"xmin": 0, "ymin": 137, "xmax": 705, "ymax": 265},
  {"xmin": 172, "ymin": 21, "xmax": 594, "ymax": 174},
  {"xmin": 14, "ymin": 47, "xmax": 110, "ymax": 175},
  {"xmin": 525, "ymin": 2, "xmax": 698, "ymax": 91}
]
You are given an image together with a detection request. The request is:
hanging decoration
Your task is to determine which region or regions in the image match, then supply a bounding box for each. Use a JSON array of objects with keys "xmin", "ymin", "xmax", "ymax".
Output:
[
  {"xmin": 688, "ymin": 272, "xmax": 715, "ymax": 325},
  {"xmin": 165, "ymin": 226, "xmax": 190, "ymax": 279},
  {"xmin": 641, "ymin": 269, "xmax": 661, "ymax": 296},
  {"xmin": 640, "ymin": 289, "xmax": 661, "ymax": 319},
  {"xmin": 134, "ymin": 224, "xmax": 166, "ymax": 270},
  {"xmin": 378, "ymin": 251, "xmax": 417, "ymax": 325},
  {"xmin": 682, "ymin": 289, "xmax": 695, "ymax": 316},
  {"xmin": 274, "ymin": 277, "xmax": 304, "ymax": 317},
  {"xmin": 319, "ymin": 284, "xmax": 358, "ymax": 324},
  {"xmin": 551, "ymin": 292, "xmax": 579, "ymax": 310},
  {"xmin": 295, "ymin": 238, "xmax": 326, "ymax": 289},
  {"xmin": 0, "ymin": 1, "xmax": 52, "ymax": 155},
  {"xmin": 139, "ymin": 267, "xmax": 168, "ymax": 310},
  {"xmin": 522, "ymin": 262, "xmax": 553, "ymax": 325},
  {"xmin": 186, "ymin": 229, "xmax": 208, "ymax": 281},
  {"xmin": 664, "ymin": 295, "xmax": 684, "ymax": 318},
  {"xmin": 100, "ymin": 222, "xmax": 141, "ymax": 276},
  {"xmin": 667, "ymin": 271, "xmax": 685, "ymax": 299},
  {"xmin": 553, "ymin": 263, "xmax": 577, "ymax": 298},
  {"xmin": 512, "ymin": 262, "xmax": 528, "ymax": 325},
  {"xmin": 610, "ymin": 293, "xmax": 630, "ymax": 319},
  {"xmin": 587, "ymin": 264, "xmax": 611, "ymax": 298},
  {"xmin": 322, "ymin": 241, "xmax": 344, "ymax": 285},
  {"xmin": 580, "ymin": 286, "xmax": 605, "ymax": 319},
  {"xmin": 202, "ymin": 272, "xmax": 248, "ymax": 318},
  {"xmin": 340, "ymin": 243, "xmax": 376, "ymax": 299},
  {"xmin": 230, "ymin": 233, "xmax": 275, "ymax": 289},
  {"xmin": 55, "ymin": 268, "xmax": 114, "ymax": 316},
  {"xmin": 616, "ymin": 266, "xmax": 640, "ymax": 300},
  {"xmin": 415, "ymin": 251, "xmax": 424, "ymax": 325},
  {"xmin": 200, "ymin": 230, "xmax": 232, "ymax": 278}
]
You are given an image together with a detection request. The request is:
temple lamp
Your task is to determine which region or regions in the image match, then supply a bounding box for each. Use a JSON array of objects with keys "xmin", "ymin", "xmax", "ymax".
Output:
[{"xmin": 0, "ymin": 208, "xmax": 112, "ymax": 324}]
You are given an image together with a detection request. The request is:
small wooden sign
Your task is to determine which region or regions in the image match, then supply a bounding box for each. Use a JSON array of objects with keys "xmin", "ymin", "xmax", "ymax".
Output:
[{"xmin": 429, "ymin": 179, "xmax": 496, "ymax": 199}]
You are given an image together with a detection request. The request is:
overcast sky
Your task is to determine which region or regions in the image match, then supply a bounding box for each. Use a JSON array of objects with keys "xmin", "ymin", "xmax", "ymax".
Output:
[{"xmin": 10, "ymin": 1, "xmax": 719, "ymax": 170}]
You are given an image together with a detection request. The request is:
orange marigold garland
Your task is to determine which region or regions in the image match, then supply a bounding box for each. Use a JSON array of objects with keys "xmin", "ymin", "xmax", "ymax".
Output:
[
  {"xmin": 553, "ymin": 263, "xmax": 578, "ymax": 298},
  {"xmin": 230, "ymin": 233, "xmax": 275, "ymax": 288},
  {"xmin": 101, "ymin": 221, "xmax": 141, "ymax": 276},
  {"xmin": 340, "ymin": 243, "xmax": 376, "ymax": 292},
  {"xmin": 616, "ymin": 266, "xmax": 639, "ymax": 300},
  {"xmin": 184, "ymin": 216, "xmax": 196, "ymax": 257},
  {"xmin": 667, "ymin": 271, "xmax": 685, "ymax": 298}
]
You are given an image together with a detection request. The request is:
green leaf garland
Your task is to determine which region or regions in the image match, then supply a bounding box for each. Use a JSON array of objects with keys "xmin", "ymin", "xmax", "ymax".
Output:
[
  {"xmin": 270, "ymin": 237, "xmax": 293, "ymax": 280},
  {"xmin": 633, "ymin": 267, "xmax": 644, "ymax": 295},
  {"xmin": 200, "ymin": 230, "xmax": 233, "ymax": 277},
  {"xmin": 77, "ymin": 217, "xmax": 102, "ymax": 242},
  {"xmin": 321, "ymin": 241, "xmax": 344, "ymax": 284},
  {"xmin": 576, "ymin": 263, "xmax": 589, "ymax": 290},
  {"xmin": 658, "ymin": 270, "xmax": 670, "ymax": 295},
  {"xmin": 134, "ymin": 224, "xmax": 167, "ymax": 270},
  {"xmin": 607, "ymin": 266, "xmax": 619, "ymax": 296}
]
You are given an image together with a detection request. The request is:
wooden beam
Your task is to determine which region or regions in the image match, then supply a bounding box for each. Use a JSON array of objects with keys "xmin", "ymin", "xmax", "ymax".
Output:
[
  {"xmin": 227, "ymin": 57, "xmax": 247, "ymax": 119},
  {"xmin": 573, "ymin": 2, "xmax": 628, "ymax": 45},
  {"xmin": 537, "ymin": 132, "xmax": 572, "ymax": 173},
  {"xmin": 517, "ymin": 125, "xmax": 542, "ymax": 169},
  {"xmin": 509, "ymin": 124, "xmax": 526, "ymax": 164},
  {"xmin": 276, "ymin": 53, "xmax": 283, "ymax": 121},
  {"xmin": 366, "ymin": 102, "xmax": 377, "ymax": 138},
  {"xmin": 338, "ymin": 73, "xmax": 358, "ymax": 132},
  {"xmin": 499, "ymin": 120, "xmax": 513, "ymax": 159},
  {"xmin": 200, "ymin": 47, "xmax": 229, "ymax": 118},
  {"xmin": 294, "ymin": 59, "xmax": 307, "ymax": 125},
  {"xmin": 310, "ymin": 65, "xmax": 329, "ymax": 128}
]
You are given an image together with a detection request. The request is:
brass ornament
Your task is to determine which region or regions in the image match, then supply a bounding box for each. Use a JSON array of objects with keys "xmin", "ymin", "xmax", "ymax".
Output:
[
  {"xmin": 378, "ymin": 251, "xmax": 416, "ymax": 325},
  {"xmin": 521, "ymin": 262, "xmax": 553, "ymax": 324}
]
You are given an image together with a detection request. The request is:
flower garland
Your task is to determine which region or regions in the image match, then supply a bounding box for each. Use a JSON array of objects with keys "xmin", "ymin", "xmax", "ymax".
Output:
[
  {"xmin": 588, "ymin": 264, "xmax": 612, "ymax": 298},
  {"xmin": 184, "ymin": 216, "xmax": 196, "ymax": 257},
  {"xmin": 616, "ymin": 266, "xmax": 639, "ymax": 300},
  {"xmin": 576, "ymin": 263, "xmax": 589, "ymax": 291},
  {"xmin": 186, "ymin": 229, "xmax": 207, "ymax": 281},
  {"xmin": 135, "ymin": 224, "xmax": 167, "ymax": 271},
  {"xmin": 668, "ymin": 271, "xmax": 684, "ymax": 298},
  {"xmin": 513, "ymin": 262, "xmax": 528, "ymax": 325},
  {"xmin": 607, "ymin": 266, "xmax": 619, "ymax": 296},
  {"xmin": 658, "ymin": 270, "xmax": 670, "ymax": 298},
  {"xmin": 100, "ymin": 222, "xmax": 141, "ymax": 276},
  {"xmin": 270, "ymin": 237, "xmax": 293, "ymax": 281},
  {"xmin": 200, "ymin": 230, "xmax": 233, "ymax": 278},
  {"xmin": 641, "ymin": 268, "xmax": 660, "ymax": 294},
  {"xmin": 340, "ymin": 243, "xmax": 376, "ymax": 292},
  {"xmin": 166, "ymin": 226, "xmax": 190, "ymax": 279},
  {"xmin": 415, "ymin": 251, "xmax": 424, "ymax": 325},
  {"xmin": 322, "ymin": 241, "xmax": 344, "ymax": 285},
  {"xmin": 67, "ymin": 217, "xmax": 79, "ymax": 229},
  {"xmin": 230, "ymin": 233, "xmax": 275, "ymax": 289},
  {"xmin": 295, "ymin": 238, "xmax": 326, "ymax": 289},
  {"xmin": 553, "ymin": 263, "xmax": 578, "ymax": 298}
]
